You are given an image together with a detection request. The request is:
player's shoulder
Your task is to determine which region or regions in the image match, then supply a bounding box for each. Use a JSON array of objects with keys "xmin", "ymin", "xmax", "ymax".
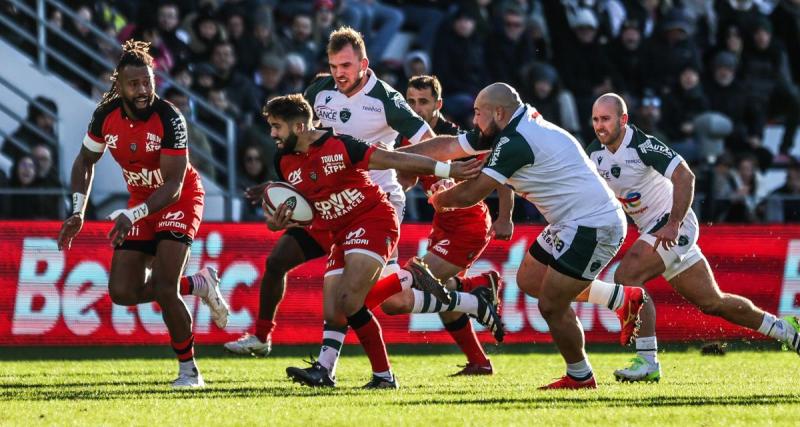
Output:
[
  {"xmin": 628, "ymin": 125, "xmax": 674, "ymax": 156},
  {"xmin": 434, "ymin": 117, "xmax": 459, "ymax": 136},
  {"xmin": 152, "ymin": 97, "xmax": 184, "ymax": 122},
  {"xmin": 87, "ymin": 98, "xmax": 122, "ymax": 136},
  {"xmin": 365, "ymin": 77, "xmax": 406, "ymax": 109},
  {"xmin": 304, "ymin": 74, "xmax": 336, "ymax": 102}
]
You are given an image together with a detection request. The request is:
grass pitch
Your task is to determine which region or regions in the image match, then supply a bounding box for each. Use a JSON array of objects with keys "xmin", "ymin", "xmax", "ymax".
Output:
[{"xmin": 0, "ymin": 344, "xmax": 798, "ymax": 426}]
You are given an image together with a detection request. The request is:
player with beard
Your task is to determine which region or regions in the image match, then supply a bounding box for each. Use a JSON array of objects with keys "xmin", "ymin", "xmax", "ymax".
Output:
[
  {"xmin": 57, "ymin": 40, "xmax": 229, "ymax": 388},
  {"xmin": 401, "ymin": 83, "xmax": 648, "ymax": 389},
  {"xmin": 587, "ymin": 94, "xmax": 800, "ymax": 382},
  {"xmin": 378, "ymin": 75, "xmax": 514, "ymax": 375},
  {"xmin": 225, "ymin": 27, "xmax": 434, "ymax": 357},
  {"xmin": 262, "ymin": 94, "xmax": 491, "ymax": 388}
]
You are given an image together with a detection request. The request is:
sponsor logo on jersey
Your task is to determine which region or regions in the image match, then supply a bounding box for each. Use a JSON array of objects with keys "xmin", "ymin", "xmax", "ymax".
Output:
[
  {"xmin": 321, "ymin": 153, "xmax": 346, "ymax": 175},
  {"xmin": 432, "ymin": 239, "xmax": 450, "ymax": 255},
  {"xmin": 488, "ymin": 137, "xmax": 510, "ymax": 167},
  {"xmin": 597, "ymin": 169, "xmax": 610, "ymax": 180},
  {"xmin": 325, "ymin": 95, "xmax": 332, "ymax": 104},
  {"xmin": 158, "ymin": 210, "xmax": 188, "ymax": 230},
  {"xmin": 287, "ymin": 168, "xmax": 303, "ymax": 185},
  {"xmin": 626, "ymin": 159, "xmax": 642, "ymax": 165},
  {"xmin": 315, "ymin": 105, "xmax": 338, "ymax": 122},
  {"xmin": 618, "ymin": 192, "xmax": 642, "ymax": 209},
  {"xmin": 344, "ymin": 227, "xmax": 369, "ymax": 245},
  {"xmin": 105, "ymin": 134, "xmax": 118, "ymax": 149},
  {"xmin": 146, "ymin": 132, "xmax": 161, "ymax": 152},
  {"xmin": 362, "ymin": 105, "xmax": 382, "ymax": 113},
  {"xmin": 128, "ymin": 225, "xmax": 140, "ymax": 237},
  {"xmin": 170, "ymin": 117, "xmax": 188, "ymax": 149},
  {"xmin": 340, "ymin": 108, "xmax": 352, "ymax": 123},
  {"xmin": 597, "ymin": 155, "xmax": 603, "ymax": 165},
  {"xmin": 678, "ymin": 235, "xmax": 689, "ymax": 246},
  {"xmin": 129, "ymin": 143, "xmax": 137, "ymax": 152},
  {"xmin": 314, "ymin": 188, "xmax": 365, "ymax": 220},
  {"xmin": 122, "ymin": 168, "xmax": 165, "ymax": 188},
  {"xmin": 639, "ymin": 139, "xmax": 673, "ymax": 158},
  {"xmin": 611, "ymin": 165, "xmax": 621, "ymax": 178},
  {"xmin": 590, "ymin": 261, "xmax": 602, "ymax": 272}
]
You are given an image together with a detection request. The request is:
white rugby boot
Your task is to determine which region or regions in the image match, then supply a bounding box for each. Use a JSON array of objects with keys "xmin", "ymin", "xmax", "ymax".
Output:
[
  {"xmin": 197, "ymin": 266, "xmax": 229, "ymax": 329},
  {"xmin": 224, "ymin": 334, "xmax": 272, "ymax": 356}
]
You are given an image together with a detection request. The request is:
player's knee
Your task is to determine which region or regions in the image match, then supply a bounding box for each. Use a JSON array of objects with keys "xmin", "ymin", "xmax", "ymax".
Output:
[
  {"xmin": 108, "ymin": 286, "xmax": 137, "ymax": 306},
  {"xmin": 697, "ymin": 297, "xmax": 724, "ymax": 316},
  {"xmin": 266, "ymin": 252, "xmax": 293, "ymax": 276},
  {"xmin": 537, "ymin": 298, "xmax": 559, "ymax": 320},
  {"xmin": 380, "ymin": 300, "xmax": 406, "ymax": 315}
]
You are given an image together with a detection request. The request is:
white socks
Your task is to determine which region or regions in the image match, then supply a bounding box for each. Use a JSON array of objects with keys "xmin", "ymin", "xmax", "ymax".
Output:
[
  {"xmin": 757, "ymin": 313, "xmax": 789, "ymax": 341},
  {"xmin": 189, "ymin": 273, "xmax": 209, "ymax": 297},
  {"xmin": 636, "ymin": 336, "xmax": 659, "ymax": 365},
  {"xmin": 411, "ymin": 289, "xmax": 479, "ymax": 315},
  {"xmin": 566, "ymin": 359, "xmax": 593, "ymax": 381},
  {"xmin": 397, "ymin": 269, "xmax": 413, "ymax": 290},
  {"xmin": 318, "ymin": 326, "xmax": 347, "ymax": 376},
  {"xmin": 179, "ymin": 359, "xmax": 198, "ymax": 375},
  {"xmin": 588, "ymin": 280, "xmax": 624, "ymax": 311}
]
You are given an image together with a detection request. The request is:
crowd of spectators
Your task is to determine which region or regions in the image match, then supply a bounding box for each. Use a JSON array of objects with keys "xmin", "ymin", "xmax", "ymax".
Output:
[{"xmin": 2, "ymin": 0, "xmax": 800, "ymax": 222}]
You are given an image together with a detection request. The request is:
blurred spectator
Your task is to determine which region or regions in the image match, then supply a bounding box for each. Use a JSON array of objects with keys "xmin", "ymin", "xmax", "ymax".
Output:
[
  {"xmin": 631, "ymin": 91, "xmax": 670, "ymax": 145},
  {"xmin": 132, "ymin": 25, "xmax": 175, "ymax": 83},
  {"xmin": 170, "ymin": 62, "xmax": 193, "ymax": 90},
  {"xmin": 623, "ymin": 0, "xmax": 672, "ymax": 39},
  {"xmin": 238, "ymin": 143, "xmax": 272, "ymax": 221},
  {"xmin": 716, "ymin": 0, "xmax": 769, "ymax": 48},
  {"xmin": 156, "ymin": 2, "xmax": 192, "ymax": 65},
  {"xmin": 339, "ymin": 1, "xmax": 404, "ymax": 62},
  {"xmin": 192, "ymin": 62, "xmax": 217, "ymax": 94},
  {"xmin": 233, "ymin": 8, "xmax": 285, "ymax": 75},
  {"xmin": 283, "ymin": 53, "xmax": 309, "ymax": 94},
  {"xmin": 2, "ymin": 96, "xmax": 58, "ymax": 166},
  {"xmin": 210, "ymin": 41, "xmax": 260, "ymax": 122},
  {"xmin": 485, "ymin": 2, "xmax": 536, "ymax": 89},
  {"xmin": 223, "ymin": 10, "xmax": 252, "ymax": 75},
  {"xmin": 740, "ymin": 17, "xmax": 800, "ymax": 161},
  {"xmin": 255, "ymin": 54, "xmax": 289, "ymax": 102},
  {"xmin": 460, "ymin": 0, "xmax": 493, "ymax": 41},
  {"xmin": 705, "ymin": 24, "xmax": 745, "ymax": 71},
  {"xmin": 204, "ymin": 87, "xmax": 242, "ymax": 136},
  {"xmin": 609, "ymin": 19, "xmax": 650, "ymax": 100},
  {"xmin": 662, "ymin": 63, "xmax": 711, "ymax": 163},
  {"xmin": 282, "ymin": 12, "xmax": 319, "ymax": 79},
  {"xmin": 390, "ymin": 0, "xmax": 446, "ymax": 53},
  {"xmin": 433, "ymin": 6, "xmax": 490, "ymax": 125},
  {"xmin": 705, "ymin": 51, "xmax": 770, "ymax": 168},
  {"xmin": 163, "ymin": 87, "xmax": 216, "ymax": 181},
  {"xmin": 312, "ymin": 0, "xmax": 340, "ymax": 52},
  {"xmin": 713, "ymin": 154, "xmax": 767, "ymax": 222},
  {"xmin": 771, "ymin": 0, "xmax": 800, "ymax": 84},
  {"xmin": 556, "ymin": 8, "xmax": 620, "ymax": 142},
  {"xmin": 3, "ymin": 155, "xmax": 60, "ymax": 219},
  {"xmin": 647, "ymin": 8, "xmax": 702, "ymax": 93},
  {"xmin": 771, "ymin": 161, "xmax": 800, "ymax": 221},
  {"xmin": 186, "ymin": 5, "xmax": 226, "ymax": 63},
  {"xmin": 402, "ymin": 50, "xmax": 431, "ymax": 81},
  {"xmin": 31, "ymin": 143, "xmax": 59, "ymax": 188},
  {"xmin": 520, "ymin": 62, "xmax": 581, "ymax": 137},
  {"xmin": 53, "ymin": 5, "xmax": 103, "ymax": 93}
]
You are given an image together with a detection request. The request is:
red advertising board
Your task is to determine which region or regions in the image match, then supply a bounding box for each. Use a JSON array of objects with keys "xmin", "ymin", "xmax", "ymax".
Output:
[{"xmin": 1, "ymin": 221, "xmax": 799, "ymax": 346}]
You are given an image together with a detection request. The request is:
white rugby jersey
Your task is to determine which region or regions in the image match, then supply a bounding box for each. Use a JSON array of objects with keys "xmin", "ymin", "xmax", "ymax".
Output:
[
  {"xmin": 586, "ymin": 125, "xmax": 685, "ymax": 232},
  {"xmin": 304, "ymin": 71, "xmax": 431, "ymax": 203},
  {"xmin": 461, "ymin": 105, "xmax": 621, "ymax": 225}
]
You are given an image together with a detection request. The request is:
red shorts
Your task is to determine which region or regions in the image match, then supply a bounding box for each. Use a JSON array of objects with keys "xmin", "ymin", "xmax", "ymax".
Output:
[
  {"xmin": 427, "ymin": 209, "xmax": 492, "ymax": 269},
  {"xmin": 124, "ymin": 190, "xmax": 204, "ymax": 244},
  {"xmin": 324, "ymin": 204, "xmax": 399, "ymax": 276}
]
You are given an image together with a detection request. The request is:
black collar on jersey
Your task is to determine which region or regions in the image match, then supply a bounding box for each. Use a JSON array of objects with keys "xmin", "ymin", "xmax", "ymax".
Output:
[{"xmin": 310, "ymin": 127, "xmax": 336, "ymax": 146}]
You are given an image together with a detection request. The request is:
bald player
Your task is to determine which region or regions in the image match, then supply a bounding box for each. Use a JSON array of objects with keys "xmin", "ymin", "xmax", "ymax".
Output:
[
  {"xmin": 588, "ymin": 93, "xmax": 800, "ymax": 382},
  {"xmin": 404, "ymin": 83, "xmax": 646, "ymax": 389}
]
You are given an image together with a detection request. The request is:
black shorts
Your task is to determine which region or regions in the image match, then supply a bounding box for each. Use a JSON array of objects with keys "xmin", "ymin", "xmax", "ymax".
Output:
[
  {"xmin": 285, "ymin": 227, "xmax": 328, "ymax": 261},
  {"xmin": 116, "ymin": 230, "xmax": 193, "ymax": 256}
]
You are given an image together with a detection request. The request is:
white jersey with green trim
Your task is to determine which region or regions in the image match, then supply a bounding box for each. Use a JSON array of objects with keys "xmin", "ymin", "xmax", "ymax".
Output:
[
  {"xmin": 464, "ymin": 104, "xmax": 621, "ymax": 225},
  {"xmin": 304, "ymin": 71, "xmax": 431, "ymax": 204},
  {"xmin": 586, "ymin": 125, "xmax": 685, "ymax": 233}
]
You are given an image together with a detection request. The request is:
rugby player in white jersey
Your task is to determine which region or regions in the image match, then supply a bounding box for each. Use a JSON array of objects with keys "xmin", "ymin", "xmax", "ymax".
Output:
[
  {"xmin": 409, "ymin": 83, "xmax": 646, "ymax": 389},
  {"xmin": 588, "ymin": 93, "xmax": 800, "ymax": 382},
  {"xmin": 225, "ymin": 26, "xmax": 434, "ymax": 357}
]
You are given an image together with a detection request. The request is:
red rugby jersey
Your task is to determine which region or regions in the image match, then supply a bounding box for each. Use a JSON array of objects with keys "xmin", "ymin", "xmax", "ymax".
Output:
[
  {"xmin": 84, "ymin": 97, "xmax": 203, "ymax": 201},
  {"xmin": 277, "ymin": 130, "xmax": 390, "ymax": 232}
]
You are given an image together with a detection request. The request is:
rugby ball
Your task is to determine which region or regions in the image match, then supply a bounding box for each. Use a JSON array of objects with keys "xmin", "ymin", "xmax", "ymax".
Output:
[{"xmin": 262, "ymin": 182, "xmax": 314, "ymax": 225}]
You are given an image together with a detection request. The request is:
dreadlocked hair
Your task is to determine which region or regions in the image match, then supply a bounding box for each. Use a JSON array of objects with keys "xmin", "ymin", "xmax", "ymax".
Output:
[{"xmin": 98, "ymin": 40, "xmax": 155, "ymax": 108}]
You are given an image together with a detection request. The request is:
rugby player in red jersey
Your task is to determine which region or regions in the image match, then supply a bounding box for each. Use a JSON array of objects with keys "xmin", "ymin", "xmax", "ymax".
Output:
[
  {"xmin": 378, "ymin": 75, "xmax": 514, "ymax": 375},
  {"xmin": 56, "ymin": 40, "xmax": 229, "ymax": 388},
  {"xmin": 263, "ymin": 94, "xmax": 498, "ymax": 388}
]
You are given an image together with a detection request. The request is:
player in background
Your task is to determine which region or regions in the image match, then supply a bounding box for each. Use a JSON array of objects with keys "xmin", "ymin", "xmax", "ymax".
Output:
[
  {"xmin": 56, "ymin": 40, "xmax": 229, "ymax": 388},
  {"xmin": 263, "ymin": 94, "xmax": 485, "ymax": 388},
  {"xmin": 587, "ymin": 94, "xmax": 800, "ymax": 382},
  {"xmin": 378, "ymin": 75, "xmax": 514, "ymax": 375},
  {"xmin": 225, "ymin": 26, "xmax": 434, "ymax": 356},
  {"xmin": 405, "ymin": 83, "xmax": 645, "ymax": 389}
]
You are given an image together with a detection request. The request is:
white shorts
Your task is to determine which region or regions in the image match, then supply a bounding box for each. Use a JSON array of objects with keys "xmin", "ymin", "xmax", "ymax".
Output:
[
  {"xmin": 530, "ymin": 209, "xmax": 627, "ymax": 281},
  {"xmin": 639, "ymin": 210, "xmax": 705, "ymax": 281},
  {"xmin": 370, "ymin": 169, "xmax": 406, "ymax": 223}
]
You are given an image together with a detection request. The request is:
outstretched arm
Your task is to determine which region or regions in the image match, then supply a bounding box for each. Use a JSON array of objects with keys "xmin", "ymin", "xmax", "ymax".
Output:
[
  {"xmin": 396, "ymin": 135, "xmax": 473, "ymax": 161},
  {"xmin": 368, "ymin": 148, "xmax": 482, "ymax": 181},
  {"xmin": 431, "ymin": 173, "xmax": 499, "ymax": 211}
]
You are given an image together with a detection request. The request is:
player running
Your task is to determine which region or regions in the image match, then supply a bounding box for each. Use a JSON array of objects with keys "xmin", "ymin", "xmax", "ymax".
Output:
[
  {"xmin": 262, "ymin": 94, "xmax": 481, "ymax": 388},
  {"xmin": 56, "ymin": 40, "xmax": 229, "ymax": 388},
  {"xmin": 224, "ymin": 26, "xmax": 434, "ymax": 356},
  {"xmin": 406, "ymin": 83, "xmax": 644, "ymax": 389},
  {"xmin": 587, "ymin": 93, "xmax": 800, "ymax": 382},
  {"xmin": 376, "ymin": 75, "xmax": 513, "ymax": 375}
]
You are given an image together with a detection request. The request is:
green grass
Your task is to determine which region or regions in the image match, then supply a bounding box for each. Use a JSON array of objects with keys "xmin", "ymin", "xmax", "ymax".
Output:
[{"xmin": 0, "ymin": 344, "xmax": 798, "ymax": 426}]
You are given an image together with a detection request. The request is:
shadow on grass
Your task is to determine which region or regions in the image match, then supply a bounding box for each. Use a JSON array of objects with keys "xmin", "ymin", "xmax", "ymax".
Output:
[{"xmin": 400, "ymin": 394, "xmax": 800, "ymax": 408}]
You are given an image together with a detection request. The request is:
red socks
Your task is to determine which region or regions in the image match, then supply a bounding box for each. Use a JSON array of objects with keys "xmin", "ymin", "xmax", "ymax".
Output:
[
  {"xmin": 179, "ymin": 276, "xmax": 192, "ymax": 295},
  {"xmin": 255, "ymin": 319, "xmax": 276, "ymax": 343},
  {"xmin": 445, "ymin": 315, "xmax": 489, "ymax": 365},
  {"xmin": 347, "ymin": 306, "xmax": 391, "ymax": 372},
  {"xmin": 171, "ymin": 335, "xmax": 195, "ymax": 362},
  {"xmin": 458, "ymin": 275, "xmax": 490, "ymax": 293},
  {"xmin": 365, "ymin": 273, "xmax": 403, "ymax": 309}
]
